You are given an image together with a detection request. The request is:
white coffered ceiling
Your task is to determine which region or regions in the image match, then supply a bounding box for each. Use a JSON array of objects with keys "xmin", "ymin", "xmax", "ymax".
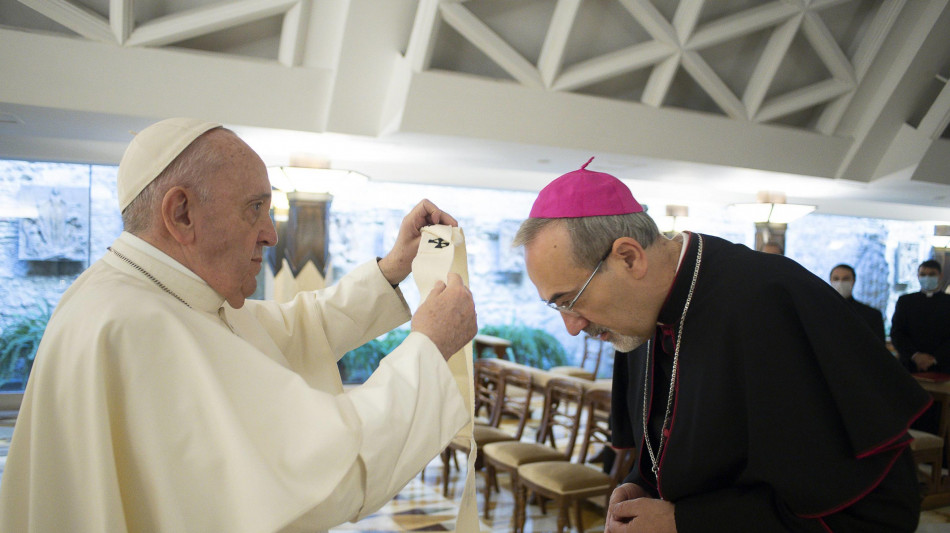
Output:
[{"xmin": 1, "ymin": 0, "xmax": 949, "ymax": 220}]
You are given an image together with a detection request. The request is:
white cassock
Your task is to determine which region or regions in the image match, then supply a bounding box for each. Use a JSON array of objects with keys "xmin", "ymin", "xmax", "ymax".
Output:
[{"xmin": 0, "ymin": 232, "xmax": 468, "ymax": 532}]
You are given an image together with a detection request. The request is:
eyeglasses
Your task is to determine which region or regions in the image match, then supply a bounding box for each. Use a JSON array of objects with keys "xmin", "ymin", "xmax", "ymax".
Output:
[{"xmin": 545, "ymin": 250, "xmax": 610, "ymax": 316}]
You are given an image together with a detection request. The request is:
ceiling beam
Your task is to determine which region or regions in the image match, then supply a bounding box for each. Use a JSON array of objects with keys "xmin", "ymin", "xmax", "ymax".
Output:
[
  {"xmin": 642, "ymin": 54, "xmax": 679, "ymax": 108},
  {"xmin": 538, "ymin": 0, "xmax": 582, "ymax": 88},
  {"xmin": 918, "ymin": 77, "xmax": 950, "ymax": 140},
  {"xmin": 125, "ymin": 0, "xmax": 298, "ymax": 48},
  {"xmin": 681, "ymin": 51, "xmax": 746, "ymax": 120},
  {"xmin": 553, "ymin": 41, "xmax": 673, "ymax": 92},
  {"xmin": 438, "ymin": 3, "xmax": 542, "ymax": 88},
  {"xmin": 278, "ymin": 1, "xmax": 310, "ymax": 67},
  {"xmin": 834, "ymin": 0, "xmax": 950, "ymax": 181},
  {"xmin": 743, "ymin": 15, "xmax": 801, "ymax": 118},
  {"xmin": 671, "ymin": 0, "xmax": 704, "ymax": 43},
  {"xmin": 802, "ymin": 11, "xmax": 854, "ymax": 83},
  {"xmin": 687, "ymin": 1, "xmax": 797, "ymax": 50},
  {"xmin": 0, "ymin": 28, "xmax": 333, "ymax": 132},
  {"xmin": 395, "ymin": 69, "xmax": 849, "ymax": 178},
  {"xmin": 756, "ymin": 78, "xmax": 853, "ymax": 123},
  {"xmin": 404, "ymin": 0, "xmax": 442, "ymax": 73},
  {"xmin": 18, "ymin": 0, "xmax": 113, "ymax": 44},
  {"xmin": 109, "ymin": 0, "xmax": 132, "ymax": 44},
  {"xmin": 816, "ymin": 0, "xmax": 906, "ymax": 135},
  {"xmin": 618, "ymin": 0, "xmax": 677, "ymax": 46}
]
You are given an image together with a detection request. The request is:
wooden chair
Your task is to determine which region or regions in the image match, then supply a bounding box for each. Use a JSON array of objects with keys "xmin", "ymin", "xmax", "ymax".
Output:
[
  {"xmin": 428, "ymin": 359, "xmax": 500, "ymax": 484},
  {"xmin": 909, "ymin": 428, "xmax": 944, "ymax": 496},
  {"xmin": 549, "ymin": 334, "xmax": 607, "ymax": 380},
  {"xmin": 481, "ymin": 378, "xmax": 585, "ymax": 521},
  {"xmin": 473, "ymin": 359, "xmax": 504, "ymax": 423},
  {"xmin": 440, "ymin": 366, "xmax": 533, "ymax": 497},
  {"xmin": 516, "ymin": 389, "xmax": 635, "ymax": 533}
]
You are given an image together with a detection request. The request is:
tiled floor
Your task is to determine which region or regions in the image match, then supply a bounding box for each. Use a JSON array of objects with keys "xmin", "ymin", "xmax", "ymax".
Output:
[
  {"xmin": 327, "ymin": 452, "xmax": 608, "ymax": 532},
  {"xmin": 2, "ymin": 423, "xmax": 950, "ymax": 531}
]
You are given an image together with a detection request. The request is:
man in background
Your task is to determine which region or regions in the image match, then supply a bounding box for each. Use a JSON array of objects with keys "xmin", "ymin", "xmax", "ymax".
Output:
[
  {"xmin": 829, "ymin": 263, "xmax": 886, "ymax": 343},
  {"xmin": 0, "ymin": 118, "xmax": 477, "ymax": 532},
  {"xmin": 892, "ymin": 259, "xmax": 950, "ymax": 374}
]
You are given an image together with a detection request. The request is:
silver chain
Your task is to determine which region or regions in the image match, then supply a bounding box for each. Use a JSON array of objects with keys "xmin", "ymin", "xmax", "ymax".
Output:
[
  {"xmin": 642, "ymin": 234, "xmax": 703, "ymax": 478},
  {"xmin": 108, "ymin": 247, "xmax": 192, "ymax": 309}
]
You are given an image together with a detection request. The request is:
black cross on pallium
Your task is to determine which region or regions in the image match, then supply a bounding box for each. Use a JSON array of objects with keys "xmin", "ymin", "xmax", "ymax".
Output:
[{"xmin": 428, "ymin": 237, "xmax": 449, "ymax": 249}]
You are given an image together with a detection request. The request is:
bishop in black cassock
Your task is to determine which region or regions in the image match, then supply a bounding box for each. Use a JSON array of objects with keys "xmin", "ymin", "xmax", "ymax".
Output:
[
  {"xmin": 611, "ymin": 232, "xmax": 929, "ymax": 531},
  {"xmin": 515, "ymin": 159, "xmax": 930, "ymax": 533}
]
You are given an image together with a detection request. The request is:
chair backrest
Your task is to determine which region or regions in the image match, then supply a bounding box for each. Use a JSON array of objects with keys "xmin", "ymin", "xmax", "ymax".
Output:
[
  {"xmin": 493, "ymin": 367, "xmax": 533, "ymax": 438},
  {"xmin": 576, "ymin": 388, "xmax": 637, "ymax": 485},
  {"xmin": 581, "ymin": 334, "xmax": 607, "ymax": 377},
  {"xmin": 576, "ymin": 388, "xmax": 612, "ymax": 463},
  {"xmin": 474, "ymin": 359, "xmax": 504, "ymax": 424},
  {"xmin": 535, "ymin": 377, "xmax": 586, "ymax": 459}
]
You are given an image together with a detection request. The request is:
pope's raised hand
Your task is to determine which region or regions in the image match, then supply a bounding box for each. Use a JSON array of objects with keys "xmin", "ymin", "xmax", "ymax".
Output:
[
  {"xmin": 411, "ymin": 273, "xmax": 477, "ymax": 360},
  {"xmin": 378, "ymin": 199, "xmax": 458, "ymax": 286}
]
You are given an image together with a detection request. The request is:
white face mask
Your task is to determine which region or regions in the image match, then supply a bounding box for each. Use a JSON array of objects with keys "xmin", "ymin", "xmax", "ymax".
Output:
[
  {"xmin": 831, "ymin": 280, "xmax": 853, "ymax": 299},
  {"xmin": 920, "ymin": 275, "xmax": 940, "ymax": 292}
]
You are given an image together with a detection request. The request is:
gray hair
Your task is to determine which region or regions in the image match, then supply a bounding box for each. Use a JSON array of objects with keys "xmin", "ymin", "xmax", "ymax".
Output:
[
  {"xmin": 121, "ymin": 127, "xmax": 229, "ymax": 234},
  {"xmin": 512, "ymin": 212, "xmax": 661, "ymax": 269}
]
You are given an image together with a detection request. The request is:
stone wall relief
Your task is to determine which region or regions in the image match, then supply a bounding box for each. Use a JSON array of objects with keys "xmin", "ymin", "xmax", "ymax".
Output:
[{"xmin": 17, "ymin": 186, "xmax": 88, "ymax": 262}]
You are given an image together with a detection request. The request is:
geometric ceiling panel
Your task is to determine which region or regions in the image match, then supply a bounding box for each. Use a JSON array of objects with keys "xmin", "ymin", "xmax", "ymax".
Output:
[
  {"xmin": 693, "ymin": 26, "xmax": 772, "ymax": 102},
  {"xmin": 172, "ymin": 14, "xmax": 282, "ymax": 60},
  {"xmin": 663, "ymin": 63, "xmax": 723, "ymax": 115},
  {"xmin": 562, "ymin": 0, "xmax": 653, "ymax": 69},
  {"xmin": 769, "ymin": 30, "xmax": 834, "ymax": 100},
  {"xmin": 574, "ymin": 67, "xmax": 652, "ymax": 103},
  {"xmin": 8, "ymin": 0, "xmax": 307, "ymax": 65},
  {"xmin": 464, "ymin": 0, "xmax": 556, "ymax": 66},
  {"xmin": 0, "ymin": 1, "xmax": 80, "ymax": 38},
  {"xmin": 412, "ymin": 0, "xmax": 905, "ymax": 134},
  {"xmin": 429, "ymin": 15, "xmax": 518, "ymax": 82}
]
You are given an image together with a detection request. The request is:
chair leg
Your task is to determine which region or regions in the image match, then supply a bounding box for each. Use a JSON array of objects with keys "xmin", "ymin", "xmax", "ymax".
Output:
[
  {"xmin": 515, "ymin": 481, "xmax": 527, "ymax": 533},
  {"xmin": 573, "ymin": 498, "xmax": 584, "ymax": 533},
  {"xmin": 928, "ymin": 456, "xmax": 941, "ymax": 494},
  {"xmin": 483, "ymin": 465, "xmax": 493, "ymax": 520},
  {"xmin": 441, "ymin": 448, "xmax": 451, "ymax": 496},
  {"xmin": 556, "ymin": 499, "xmax": 569, "ymax": 533}
]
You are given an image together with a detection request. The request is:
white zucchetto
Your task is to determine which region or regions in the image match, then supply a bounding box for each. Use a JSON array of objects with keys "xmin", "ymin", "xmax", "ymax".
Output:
[{"xmin": 117, "ymin": 117, "xmax": 221, "ymax": 211}]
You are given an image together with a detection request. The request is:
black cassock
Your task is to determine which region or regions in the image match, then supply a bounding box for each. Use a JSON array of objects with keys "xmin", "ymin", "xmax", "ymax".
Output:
[
  {"xmin": 843, "ymin": 296, "xmax": 886, "ymax": 344},
  {"xmin": 891, "ymin": 290, "xmax": 950, "ymax": 373},
  {"xmin": 611, "ymin": 233, "xmax": 930, "ymax": 532}
]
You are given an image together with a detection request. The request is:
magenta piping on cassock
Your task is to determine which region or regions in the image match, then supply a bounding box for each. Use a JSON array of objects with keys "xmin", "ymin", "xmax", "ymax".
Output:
[
  {"xmin": 856, "ymin": 395, "xmax": 931, "ymax": 459},
  {"xmin": 639, "ymin": 338, "xmax": 659, "ymax": 494},
  {"xmin": 796, "ymin": 442, "xmax": 908, "ymax": 519},
  {"xmin": 655, "ymin": 336, "xmax": 684, "ymax": 500}
]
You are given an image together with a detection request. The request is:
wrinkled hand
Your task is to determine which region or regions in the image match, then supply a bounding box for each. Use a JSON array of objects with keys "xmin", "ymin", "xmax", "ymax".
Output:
[
  {"xmin": 378, "ymin": 199, "xmax": 458, "ymax": 286},
  {"xmin": 411, "ymin": 273, "xmax": 477, "ymax": 360},
  {"xmin": 605, "ymin": 483, "xmax": 648, "ymax": 532},
  {"xmin": 605, "ymin": 484, "xmax": 676, "ymax": 533},
  {"xmin": 913, "ymin": 352, "xmax": 937, "ymax": 372}
]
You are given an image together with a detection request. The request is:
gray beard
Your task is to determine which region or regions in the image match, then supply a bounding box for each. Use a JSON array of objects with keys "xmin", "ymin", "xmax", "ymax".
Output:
[
  {"xmin": 609, "ymin": 334, "xmax": 645, "ymax": 352},
  {"xmin": 584, "ymin": 326, "xmax": 645, "ymax": 353}
]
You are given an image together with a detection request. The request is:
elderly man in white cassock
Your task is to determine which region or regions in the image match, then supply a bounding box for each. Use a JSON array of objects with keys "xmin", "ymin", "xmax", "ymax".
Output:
[{"xmin": 0, "ymin": 118, "xmax": 476, "ymax": 532}]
